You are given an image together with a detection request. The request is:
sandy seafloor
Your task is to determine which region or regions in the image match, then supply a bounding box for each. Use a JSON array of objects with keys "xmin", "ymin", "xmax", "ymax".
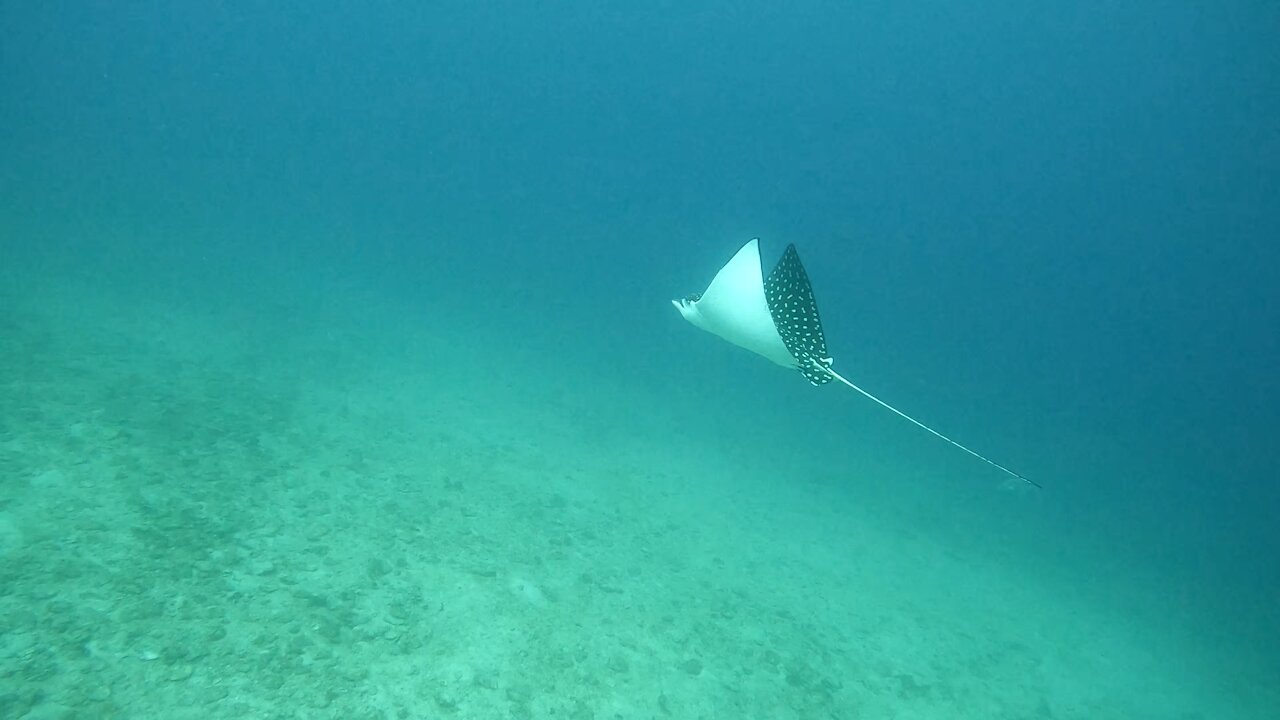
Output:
[{"xmin": 0, "ymin": 256, "xmax": 1275, "ymax": 720}]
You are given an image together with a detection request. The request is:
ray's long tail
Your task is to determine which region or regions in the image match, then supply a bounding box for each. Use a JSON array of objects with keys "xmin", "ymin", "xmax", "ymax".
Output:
[{"xmin": 821, "ymin": 364, "xmax": 1041, "ymax": 489}]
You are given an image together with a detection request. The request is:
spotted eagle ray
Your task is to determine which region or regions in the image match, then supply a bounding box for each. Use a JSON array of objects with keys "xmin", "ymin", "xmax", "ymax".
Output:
[{"xmin": 672, "ymin": 238, "xmax": 1039, "ymax": 488}]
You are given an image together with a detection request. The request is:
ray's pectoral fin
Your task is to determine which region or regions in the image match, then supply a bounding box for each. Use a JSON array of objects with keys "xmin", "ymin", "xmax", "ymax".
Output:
[
  {"xmin": 764, "ymin": 243, "xmax": 835, "ymax": 386},
  {"xmin": 671, "ymin": 238, "xmax": 798, "ymax": 369}
]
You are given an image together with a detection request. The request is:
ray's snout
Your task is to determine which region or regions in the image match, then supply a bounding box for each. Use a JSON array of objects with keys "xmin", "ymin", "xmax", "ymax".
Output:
[
  {"xmin": 671, "ymin": 296, "xmax": 694, "ymax": 322},
  {"xmin": 671, "ymin": 293, "xmax": 701, "ymax": 317}
]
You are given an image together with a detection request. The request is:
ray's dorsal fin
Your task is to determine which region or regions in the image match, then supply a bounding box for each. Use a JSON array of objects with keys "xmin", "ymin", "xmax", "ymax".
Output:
[{"xmin": 673, "ymin": 238, "xmax": 1041, "ymax": 489}]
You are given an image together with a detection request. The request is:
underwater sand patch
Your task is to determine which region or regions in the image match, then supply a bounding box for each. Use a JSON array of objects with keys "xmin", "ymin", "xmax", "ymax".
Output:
[
  {"xmin": 508, "ymin": 577, "xmax": 548, "ymax": 608},
  {"xmin": 0, "ymin": 511, "xmax": 22, "ymax": 558}
]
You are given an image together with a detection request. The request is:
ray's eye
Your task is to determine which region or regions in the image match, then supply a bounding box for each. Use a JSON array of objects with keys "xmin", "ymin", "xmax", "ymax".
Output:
[{"xmin": 685, "ymin": 292, "xmax": 702, "ymax": 303}]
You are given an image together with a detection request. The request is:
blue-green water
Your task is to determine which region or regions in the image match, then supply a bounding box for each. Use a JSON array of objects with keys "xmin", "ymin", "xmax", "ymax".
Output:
[{"xmin": 2, "ymin": 3, "xmax": 1277, "ymax": 718}]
